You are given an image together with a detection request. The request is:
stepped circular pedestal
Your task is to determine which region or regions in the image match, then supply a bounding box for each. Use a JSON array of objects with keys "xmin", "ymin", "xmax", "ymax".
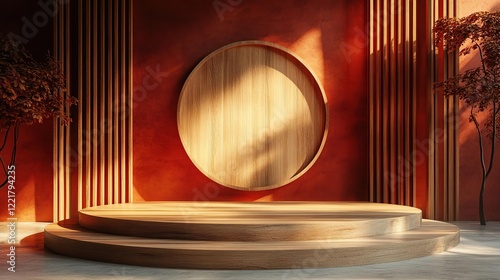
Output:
[
  {"xmin": 44, "ymin": 202, "xmax": 460, "ymax": 269},
  {"xmin": 78, "ymin": 201, "xmax": 422, "ymax": 241}
]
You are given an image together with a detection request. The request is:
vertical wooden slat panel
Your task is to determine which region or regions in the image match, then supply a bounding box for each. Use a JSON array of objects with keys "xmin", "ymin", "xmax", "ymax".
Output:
[
  {"xmin": 53, "ymin": 0, "xmax": 59, "ymax": 222},
  {"xmin": 58, "ymin": 0, "xmax": 64, "ymax": 221},
  {"xmin": 64, "ymin": 1, "xmax": 71, "ymax": 219},
  {"xmin": 56, "ymin": 3, "xmax": 61, "ymax": 219},
  {"xmin": 99, "ymin": 0, "xmax": 106, "ymax": 206},
  {"xmin": 396, "ymin": 0, "xmax": 403, "ymax": 205},
  {"xmin": 383, "ymin": 0, "xmax": 389, "ymax": 202},
  {"xmin": 451, "ymin": 0, "xmax": 459, "ymax": 219},
  {"xmin": 374, "ymin": 0, "xmax": 380, "ymax": 198},
  {"xmin": 120, "ymin": 0, "xmax": 127, "ymax": 203},
  {"xmin": 427, "ymin": 0, "xmax": 435, "ymax": 219},
  {"xmin": 390, "ymin": 0, "xmax": 395, "ymax": 203},
  {"xmin": 369, "ymin": 0, "xmax": 376, "ymax": 203},
  {"xmin": 411, "ymin": 0, "xmax": 417, "ymax": 208},
  {"xmin": 107, "ymin": 0, "xmax": 114, "ymax": 205},
  {"xmin": 388, "ymin": 0, "xmax": 393, "ymax": 202},
  {"xmin": 54, "ymin": 0, "xmax": 134, "ymax": 221},
  {"xmin": 54, "ymin": 0, "xmax": 73, "ymax": 221},
  {"xmin": 402, "ymin": 0, "xmax": 408, "ymax": 205},
  {"xmin": 442, "ymin": 0, "xmax": 449, "ymax": 220},
  {"xmin": 436, "ymin": 0, "xmax": 444, "ymax": 220},
  {"xmin": 113, "ymin": 0, "xmax": 120, "ymax": 204},
  {"xmin": 428, "ymin": 0, "xmax": 459, "ymax": 220},
  {"xmin": 443, "ymin": 0, "xmax": 458, "ymax": 220},
  {"xmin": 107, "ymin": 0, "xmax": 113, "ymax": 205},
  {"xmin": 450, "ymin": 0, "xmax": 458, "ymax": 220},
  {"xmin": 85, "ymin": 0, "xmax": 91, "ymax": 209},
  {"xmin": 78, "ymin": 0, "xmax": 84, "ymax": 212},
  {"xmin": 128, "ymin": 0, "xmax": 134, "ymax": 202},
  {"xmin": 369, "ymin": 0, "xmax": 458, "ymax": 220},
  {"xmin": 92, "ymin": 0, "xmax": 98, "ymax": 207},
  {"xmin": 375, "ymin": 0, "xmax": 382, "ymax": 203}
]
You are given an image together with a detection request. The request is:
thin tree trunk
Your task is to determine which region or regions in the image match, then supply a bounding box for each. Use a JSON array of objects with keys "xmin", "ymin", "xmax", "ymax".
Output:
[
  {"xmin": 470, "ymin": 110, "xmax": 487, "ymax": 225},
  {"xmin": 0, "ymin": 123, "xmax": 19, "ymax": 189},
  {"xmin": 481, "ymin": 96, "xmax": 498, "ymax": 225},
  {"xmin": 474, "ymin": 44, "xmax": 498, "ymax": 226},
  {"xmin": 479, "ymin": 175, "xmax": 486, "ymax": 225}
]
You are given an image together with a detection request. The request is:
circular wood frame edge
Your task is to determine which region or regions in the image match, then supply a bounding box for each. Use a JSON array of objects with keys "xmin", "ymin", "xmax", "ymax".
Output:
[{"xmin": 177, "ymin": 40, "xmax": 329, "ymax": 191}]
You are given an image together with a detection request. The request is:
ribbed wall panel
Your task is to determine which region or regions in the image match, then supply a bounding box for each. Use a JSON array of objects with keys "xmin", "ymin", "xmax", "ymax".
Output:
[
  {"xmin": 53, "ymin": 0, "xmax": 71, "ymax": 222},
  {"xmin": 368, "ymin": 0, "xmax": 459, "ymax": 220},
  {"xmin": 53, "ymin": 0, "xmax": 133, "ymax": 222},
  {"xmin": 428, "ymin": 0, "xmax": 459, "ymax": 221},
  {"xmin": 369, "ymin": 0, "xmax": 417, "ymax": 206}
]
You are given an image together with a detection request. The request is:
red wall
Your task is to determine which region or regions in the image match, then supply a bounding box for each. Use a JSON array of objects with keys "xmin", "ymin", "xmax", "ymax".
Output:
[
  {"xmin": 133, "ymin": 0, "xmax": 369, "ymax": 202},
  {"xmin": 5, "ymin": 0, "xmax": 498, "ymax": 222},
  {"xmin": 0, "ymin": 1, "xmax": 55, "ymax": 221},
  {"xmin": 4, "ymin": 0, "xmax": 499, "ymax": 222}
]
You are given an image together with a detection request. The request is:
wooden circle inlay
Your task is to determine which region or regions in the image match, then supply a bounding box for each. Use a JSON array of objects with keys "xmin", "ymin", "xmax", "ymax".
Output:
[{"xmin": 178, "ymin": 41, "xmax": 328, "ymax": 190}]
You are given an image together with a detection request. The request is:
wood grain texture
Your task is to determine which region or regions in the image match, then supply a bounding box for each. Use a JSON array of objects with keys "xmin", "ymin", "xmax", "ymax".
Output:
[
  {"xmin": 53, "ymin": 0, "xmax": 133, "ymax": 222},
  {"xmin": 44, "ymin": 219, "xmax": 459, "ymax": 269},
  {"xmin": 78, "ymin": 201, "xmax": 421, "ymax": 241},
  {"xmin": 177, "ymin": 41, "xmax": 328, "ymax": 191}
]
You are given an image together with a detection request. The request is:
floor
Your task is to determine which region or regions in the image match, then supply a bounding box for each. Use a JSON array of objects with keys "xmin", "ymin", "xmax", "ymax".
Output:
[{"xmin": 1, "ymin": 222, "xmax": 499, "ymax": 280}]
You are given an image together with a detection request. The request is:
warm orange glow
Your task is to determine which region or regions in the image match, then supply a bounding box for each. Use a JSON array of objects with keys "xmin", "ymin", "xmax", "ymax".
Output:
[
  {"xmin": 289, "ymin": 28, "xmax": 325, "ymax": 84},
  {"xmin": 132, "ymin": 186, "xmax": 145, "ymax": 202},
  {"xmin": 253, "ymin": 194, "xmax": 274, "ymax": 201},
  {"xmin": 17, "ymin": 176, "xmax": 36, "ymax": 221}
]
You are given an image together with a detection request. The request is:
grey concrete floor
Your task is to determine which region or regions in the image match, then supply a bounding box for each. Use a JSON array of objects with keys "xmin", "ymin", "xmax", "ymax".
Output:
[{"xmin": 0, "ymin": 222, "xmax": 499, "ymax": 280}]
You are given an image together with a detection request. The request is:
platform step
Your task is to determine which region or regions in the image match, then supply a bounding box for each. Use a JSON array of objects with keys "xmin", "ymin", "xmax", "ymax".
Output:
[
  {"xmin": 44, "ymin": 219, "xmax": 459, "ymax": 269},
  {"xmin": 79, "ymin": 202, "xmax": 422, "ymax": 241}
]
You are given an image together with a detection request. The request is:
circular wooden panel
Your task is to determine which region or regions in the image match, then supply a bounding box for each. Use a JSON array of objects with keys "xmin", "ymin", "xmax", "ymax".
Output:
[{"xmin": 178, "ymin": 41, "xmax": 328, "ymax": 190}]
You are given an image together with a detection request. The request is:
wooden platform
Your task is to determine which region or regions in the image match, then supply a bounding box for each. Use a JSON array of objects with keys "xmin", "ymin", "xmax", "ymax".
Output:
[
  {"xmin": 79, "ymin": 201, "xmax": 422, "ymax": 241},
  {"xmin": 44, "ymin": 202, "xmax": 459, "ymax": 269}
]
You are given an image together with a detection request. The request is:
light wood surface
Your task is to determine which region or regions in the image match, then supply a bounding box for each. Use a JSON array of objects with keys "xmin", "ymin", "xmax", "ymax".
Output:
[
  {"xmin": 78, "ymin": 201, "xmax": 422, "ymax": 241},
  {"xmin": 177, "ymin": 41, "xmax": 328, "ymax": 190},
  {"xmin": 44, "ymin": 219, "xmax": 459, "ymax": 269}
]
